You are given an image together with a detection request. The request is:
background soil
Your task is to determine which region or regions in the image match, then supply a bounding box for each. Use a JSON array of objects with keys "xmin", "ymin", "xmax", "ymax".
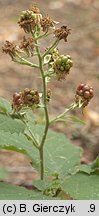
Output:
[{"xmin": 0, "ymin": 0, "xmax": 99, "ymax": 187}]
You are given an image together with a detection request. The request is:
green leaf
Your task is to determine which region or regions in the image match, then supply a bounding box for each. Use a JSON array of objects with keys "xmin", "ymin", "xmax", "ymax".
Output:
[
  {"xmin": 0, "ymin": 182, "xmax": 55, "ymax": 200},
  {"xmin": 79, "ymin": 164, "xmax": 93, "ymax": 174},
  {"xmin": 0, "ymin": 126, "xmax": 82, "ymax": 179},
  {"xmin": 61, "ymin": 172, "xmax": 99, "ymax": 200},
  {"xmin": 0, "ymin": 167, "xmax": 8, "ymax": 180},
  {"xmin": 79, "ymin": 156, "xmax": 99, "ymax": 174},
  {"xmin": 33, "ymin": 179, "xmax": 52, "ymax": 191},
  {"xmin": 27, "ymin": 128, "xmax": 82, "ymax": 178},
  {"xmin": 0, "ymin": 97, "xmax": 12, "ymax": 113},
  {"xmin": 92, "ymin": 156, "xmax": 99, "ymax": 169},
  {"xmin": 0, "ymin": 113, "xmax": 25, "ymax": 134},
  {"xmin": 68, "ymin": 115, "xmax": 85, "ymax": 125},
  {"xmin": 24, "ymin": 110, "xmax": 44, "ymax": 143},
  {"xmin": 0, "ymin": 109, "xmax": 82, "ymax": 179},
  {"xmin": 33, "ymin": 179, "xmax": 61, "ymax": 197},
  {"xmin": 0, "ymin": 131, "xmax": 35, "ymax": 160},
  {"xmin": 44, "ymin": 130, "xmax": 82, "ymax": 178}
]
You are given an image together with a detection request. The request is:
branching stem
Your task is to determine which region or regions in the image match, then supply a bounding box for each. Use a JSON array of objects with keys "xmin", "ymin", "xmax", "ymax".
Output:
[
  {"xmin": 50, "ymin": 103, "xmax": 78, "ymax": 124},
  {"xmin": 42, "ymin": 39, "xmax": 59, "ymax": 58},
  {"xmin": 16, "ymin": 54, "xmax": 39, "ymax": 68},
  {"xmin": 33, "ymin": 34, "xmax": 49, "ymax": 179}
]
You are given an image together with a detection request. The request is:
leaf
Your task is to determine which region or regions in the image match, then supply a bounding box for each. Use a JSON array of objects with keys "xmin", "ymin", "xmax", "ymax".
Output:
[
  {"xmin": 44, "ymin": 130, "xmax": 82, "ymax": 178},
  {"xmin": 68, "ymin": 115, "xmax": 85, "ymax": 125},
  {"xmin": 61, "ymin": 172, "xmax": 99, "ymax": 200},
  {"xmin": 92, "ymin": 156, "xmax": 99, "ymax": 169},
  {"xmin": 0, "ymin": 182, "xmax": 55, "ymax": 200},
  {"xmin": 0, "ymin": 124, "xmax": 82, "ymax": 179},
  {"xmin": 0, "ymin": 167, "xmax": 8, "ymax": 180},
  {"xmin": 0, "ymin": 109, "xmax": 83, "ymax": 179},
  {"xmin": 27, "ymin": 128, "xmax": 83, "ymax": 178},
  {"xmin": 79, "ymin": 156, "xmax": 99, "ymax": 174},
  {"xmin": 0, "ymin": 97, "xmax": 12, "ymax": 113},
  {"xmin": 44, "ymin": 54, "xmax": 51, "ymax": 64},
  {"xmin": 0, "ymin": 131, "xmax": 35, "ymax": 160},
  {"xmin": 78, "ymin": 164, "xmax": 93, "ymax": 174},
  {"xmin": 33, "ymin": 179, "xmax": 61, "ymax": 197},
  {"xmin": 0, "ymin": 113, "xmax": 25, "ymax": 134},
  {"xmin": 24, "ymin": 110, "xmax": 44, "ymax": 143},
  {"xmin": 33, "ymin": 179, "xmax": 52, "ymax": 191}
]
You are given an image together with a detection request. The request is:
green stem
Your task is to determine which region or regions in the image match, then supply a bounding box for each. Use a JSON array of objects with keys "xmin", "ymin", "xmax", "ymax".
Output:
[
  {"xmin": 36, "ymin": 32, "xmax": 52, "ymax": 40},
  {"xmin": 50, "ymin": 103, "xmax": 78, "ymax": 124},
  {"xmin": 30, "ymin": 29, "xmax": 59, "ymax": 179},
  {"xmin": 35, "ymin": 40, "xmax": 49, "ymax": 180},
  {"xmin": 25, "ymin": 123, "xmax": 39, "ymax": 149},
  {"xmin": 16, "ymin": 54, "xmax": 39, "ymax": 68},
  {"xmin": 39, "ymin": 147, "xmax": 44, "ymax": 180},
  {"xmin": 38, "ymin": 50, "xmax": 49, "ymax": 179},
  {"xmin": 21, "ymin": 117, "xmax": 39, "ymax": 149},
  {"xmin": 42, "ymin": 39, "xmax": 59, "ymax": 58}
]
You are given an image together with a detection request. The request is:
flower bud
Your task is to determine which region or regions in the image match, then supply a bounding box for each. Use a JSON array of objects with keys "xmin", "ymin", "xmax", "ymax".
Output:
[
  {"xmin": 54, "ymin": 26, "xmax": 71, "ymax": 42},
  {"xmin": 75, "ymin": 83, "xmax": 94, "ymax": 108},
  {"xmin": 12, "ymin": 88, "xmax": 40, "ymax": 112},
  {"xmin": 18, "ymin": 9, "xmax": 41, "ymax": 33},
  {"xmin": 53, "ymin": 54, "xmax": 73, "ymax": 80},
  {"xmin": 40, "ymin": 15, "xmax": 58, "ymax": 32}
]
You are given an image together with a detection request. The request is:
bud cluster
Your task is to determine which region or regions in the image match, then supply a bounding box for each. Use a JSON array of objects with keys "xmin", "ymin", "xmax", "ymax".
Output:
[
  {"xmin": 19, "ymin": 36, "xmax": 35, "ymax": 56},
  {"xmin": 54, "ymin": 26, "xmax": 71, "ymax": 42},
  {"xmin": 53, "ymin": 55, "xmax": 73, "ymax": 80},
  {"xmin": 75, "ymin": 84, "xmax": 94, "ymax": 107},
  {"xmin": 18, "ymin": 8, "xmax": 42, "ymax": 33},
  {"xmin": 40, "ymin": 15, "xmax": 58, "ymax": 33},
  {"xmin": 2, "ymin": 41, "xmax": 20, "ymax": 60},
  {"xmin": 12, "ymin": 88, "xmax": 40, "ymax": 111},
  {"xmin": 2, "ymin": 36, "xmax": 35, "ymax": 60}
]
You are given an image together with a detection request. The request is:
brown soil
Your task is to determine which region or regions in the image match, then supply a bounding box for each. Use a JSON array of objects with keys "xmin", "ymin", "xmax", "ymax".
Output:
[{"xmin": 0, "ymin": 0, "xmax": 99, "ymax": 186}]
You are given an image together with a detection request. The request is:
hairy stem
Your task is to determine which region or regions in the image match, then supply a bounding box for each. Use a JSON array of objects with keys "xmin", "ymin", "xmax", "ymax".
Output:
[
  {"xmin": 50, "ymin": 103, "xmax": 78, "ymax": 124},
  {"xmin": 16, "ymin": 54, "xmax": 39, "ymax": 68},
  {"xmin": 30, "ymin": 29, "xmax": 60, "ymax": 179},
  {"xmin": 25, "ymin": 122, "xmax": 40, "ymax": 149},
  {"xmin": 42, "ymin": 39, "xmax": 59, "ymax": 58},
  {"xmin": 21, "ymin": 117, "xmax": 39, "ymax": 149},
  {"xmin": 35, "ymin": 41, "xmax": 49, "ymax": 180},
  {"xmin": 39, "ymin": 147, "xmax": 44, "ymax": 180},
  {"xmin": 38, "ymin": 52, "xmax": 49, "ymax": 179},
  {"xmin": 36, "ymin": 32, "xmax": 52, "ymax": 40}
]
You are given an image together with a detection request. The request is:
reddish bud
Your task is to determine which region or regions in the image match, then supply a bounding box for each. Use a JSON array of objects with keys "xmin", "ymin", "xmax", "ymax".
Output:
[
  {"xmin": 77, "ymin": 83, "xmax": 84, "ymax": 91},
  {"xmin": 83, "ymin": 91, "xmax": 90, "ymax": 99}
]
